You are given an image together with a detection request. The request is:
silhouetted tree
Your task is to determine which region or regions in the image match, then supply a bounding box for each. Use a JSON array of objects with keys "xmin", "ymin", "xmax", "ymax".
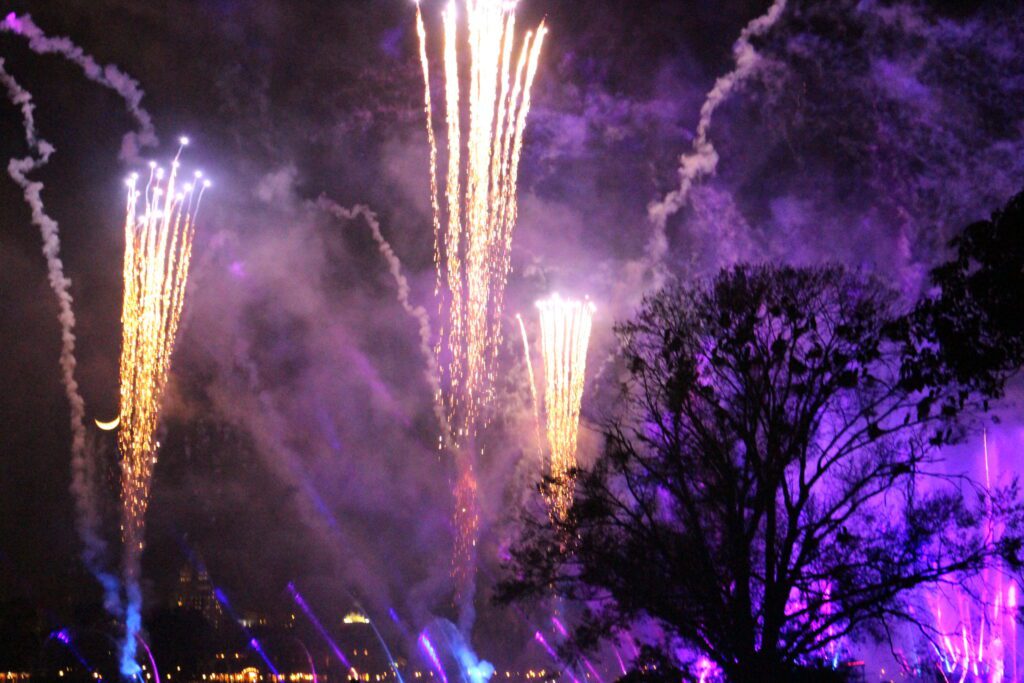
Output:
[
  {"xmin": 907, "ymin": 189, "xmax": 1024, "ymax": 411},
  {"xmin": 499, "ymin": 264, "xmax": 1024, "ymax": 683}
]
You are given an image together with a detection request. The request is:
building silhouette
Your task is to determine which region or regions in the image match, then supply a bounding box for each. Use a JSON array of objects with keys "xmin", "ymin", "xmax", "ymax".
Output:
[{"xmin": 172, "ymin": 561, "xmax": 224, "ymax": 630}]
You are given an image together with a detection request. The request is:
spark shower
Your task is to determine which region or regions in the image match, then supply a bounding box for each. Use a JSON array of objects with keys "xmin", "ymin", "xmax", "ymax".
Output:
[
  {"xmin": 117, "ymin": 140, "xmax": 208, "ymax": 675},
  {"xmin": 415, "ymin": 0, "xmax": 547, "ymax": 616},
  {"xmin": 536, "ymin": 295, "xmax": 594, "ymax": 519},
  {"xmin": 520, "ymin": 295, "xmax": 596, "ymax": 520}
]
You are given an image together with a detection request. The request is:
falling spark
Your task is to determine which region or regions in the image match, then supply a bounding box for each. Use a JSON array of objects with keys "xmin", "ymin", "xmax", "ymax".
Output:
[
  {"xmin": 534, "ymin": 295, "xmax": 595, "ymax": 519},
  {"xmin": 117, "ymin": 140, "xmax": 207, "ymax": 674},
  {"xmin": 517, "ymin": 313, "xmax": 544, "ymax": 460},
  {"xmin": 119, "ymin": 142, "xmax": 205, "ymax": 561},
  {"xmin": 452, "ymin": 458, "xmax": 481, "ymax": 631},
  {"xmin": 415, "ymin": 0, "xmax": 547, "ymax": 619}
]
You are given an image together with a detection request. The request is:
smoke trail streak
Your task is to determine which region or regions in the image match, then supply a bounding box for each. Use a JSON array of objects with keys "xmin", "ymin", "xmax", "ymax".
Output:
[
  {"xmin": 317, "ymin": 197, "xmax": 450, "ymax": 447},
  {"xmin": 646, "ymin": 0, "xmax": 787, "ymax": 287},
  {"xmin": 1, "ymin": 14, "xmax": 162, "ymax": 638},
  {"xmin": 0, "ymin": 58, "xmax": 123, "ymax": 618},
  {"xmin": 1, "ymin": 12, "xmax": 158, "ymax": 161}
]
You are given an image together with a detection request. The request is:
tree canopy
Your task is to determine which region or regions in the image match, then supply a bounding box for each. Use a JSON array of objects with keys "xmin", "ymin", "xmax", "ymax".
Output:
[
  {"xmin": 907, "ymin": 189, "xmax": 1024, "ymax": 410},
  {"xmin": 499, "ymin": 260, "xmax": 1024, "ymax": 683}
]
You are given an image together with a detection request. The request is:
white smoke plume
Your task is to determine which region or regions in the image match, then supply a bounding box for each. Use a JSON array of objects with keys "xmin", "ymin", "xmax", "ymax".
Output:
[
  {"xmin": 317, "ymin": 196, "xmax": 451, "ymax": 447},
  {"xmin": 646, "ymin": 0, "xmax": 787, "ymax": 288},
  {"xmin": 0, "ymin": 14, "xmax": 164, "ymax": 641},
  {"xmin": 0, "ymin": 58, "xmax": 122, "ymax": 616},
  {"xmin": 1, "ymin": 12, "xmax": 158, "ymax": 161}
]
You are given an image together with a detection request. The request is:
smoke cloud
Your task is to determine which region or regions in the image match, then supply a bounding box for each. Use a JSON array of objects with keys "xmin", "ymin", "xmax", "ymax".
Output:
[{"xmin": 2, "ymin": 0, "xmax": 1024, "ymax": 674}]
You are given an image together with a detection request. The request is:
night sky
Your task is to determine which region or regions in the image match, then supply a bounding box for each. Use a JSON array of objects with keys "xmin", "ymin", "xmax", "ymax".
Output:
[{"xmin": 1, "ymin": 0, "xmax": 1024, "ymax": 670}]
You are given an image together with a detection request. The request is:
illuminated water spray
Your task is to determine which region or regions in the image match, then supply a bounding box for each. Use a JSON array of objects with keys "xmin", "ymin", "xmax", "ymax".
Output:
[
  {"xmin": 117, "ymin": 139, "xmax": 208, "ymax": 675},
  {"xmin": 928, "ymin": 432, "xmax": 1017, "ymax": 683},
  {"xmin": 415, "ymin": 0, "xmax": 547, "ymax": 617},
  {"xmin": 420, "ymin": 619, "xmax": 495, "ymax": 683},
  {"xmin": 521, "ymin": 295, "xmax": 596, "ymax": 519}
]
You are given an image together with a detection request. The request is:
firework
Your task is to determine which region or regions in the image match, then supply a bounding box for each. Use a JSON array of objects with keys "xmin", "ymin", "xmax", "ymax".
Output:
[
  {"xmin": 517, "ymin": 313, "xmax": 544, "ymax": 458},
  {"xmin": 117, "ymin": 139, "xmax": 207, "ymax": 674},
  {"xmin": 415, "ymin": 0, "xmax": 547, "ymax": 617},
  {"xmin": 119, "ymin": 139, "xmax": 205, "ymax": 564},
  {"xmin": 527, "ymin": 294, "xmax": 595, "ymax": 519},
  {"xmin": 416, "ymin": 0, "xmax": 547, "ymax": 437}
]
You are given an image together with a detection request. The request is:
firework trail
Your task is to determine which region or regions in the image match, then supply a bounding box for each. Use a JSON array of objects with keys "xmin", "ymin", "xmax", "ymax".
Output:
[
  {"xmin": 317, "ymin": 197, "xmax": 450, "ymax": 447},
  {"xmin": 516, "ymin": 314, "xmax": 544, "ymax": 460},
  {"xmin": 117, "ymin": 144, "xmax": 207, "ymax": 675},
  {"xmin": 415, "ymin": 0, "xmax": 547, "ymax": 624},
  {"xmin": 646, "ymin": 0, "xmax": 787, "ymax": 287},
  {"xmin": 1, "ymin": 12, "xmax": 157, "ymax": 161},
  {"xmin": 416, "ymin": 0, "xmax": 547, "ymax": 434},
  {"xmin": 0, "ymin": 59, "xmax": 124, "ymax": 619},
  {"xmin": 527, "ymin": 295, "xmax": 595, "ymax": 520}
]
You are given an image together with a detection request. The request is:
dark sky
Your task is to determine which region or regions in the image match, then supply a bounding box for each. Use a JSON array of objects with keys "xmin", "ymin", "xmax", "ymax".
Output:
[{"xmin": 1, "ymin": 0, "xmax": 1023, "ymax": 670}]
